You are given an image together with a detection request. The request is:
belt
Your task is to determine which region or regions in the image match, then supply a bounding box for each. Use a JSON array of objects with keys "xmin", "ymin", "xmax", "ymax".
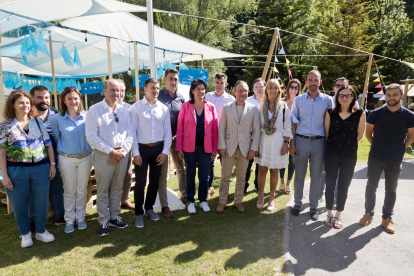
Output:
[
  {"xmin": 140, "ymin": 141, "xmax": 163, "ymax": 147},
  {"xmin": 296, "ymin": 134, "xmax": 324, "ymax": 140},
  {"xmin": 59, "ymin": 152, "xmax": 92, "ymax": 159}
]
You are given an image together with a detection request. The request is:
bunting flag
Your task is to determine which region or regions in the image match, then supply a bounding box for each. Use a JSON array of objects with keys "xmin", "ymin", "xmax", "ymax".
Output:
[
  {"xmin": 28, "ymin": 29, "xmax": 39, "ymax": 57},
  {"xmin": 286, "ymin": 58, "xmax": 290, "ymax": 66},
  {"xmin": 372, "ymin": 72, "xmax": 379, "ymax": 77},
  {"xmin": 283, "ymin": 88, "xmax": 286, "ymax": 92},
  {"xmin": 379, "ymin": 95, "xmax": 386, "ymax": 100},
  {"xmin": 73, "ymin": 46, "xmax": 82, "ymax": 67},
  {"xmin": 373, "ymin": 77, "xmax": 380, "ymax": 82},
  {"xmin": 274, "ymin": 56, "xmax": 279, "ymax": 62},
  {"xmin": 277, "ymin": 76, "xmax": 281, "ymax": 81},
  {"xmin": 376, "ymin": 90, "xmax": 383, "ymax": 95},
  {"xmin": 273, "ymin": 66, "xmax": 279, "ymax": 73},
  {"xmin": 179, "ymin": 59, "xmax": 189, "ymax": 70},
  {"xmin": 278, "ymin": 47, "xmax": 285, "ymax": 55},
  {"xmin": 21, "ymin": 36, "xmax": 30, "ymax": 56},
  {"xmin": 22, "ymin": 55, "xmax": 29, "ymax": 66},
  {"xmin": 288, "ymin": 70, "xmax": 292, "ymax": 76},
  {"xmin": 280, "ymin": 83, "xmax": 284, "ymax": 88},
  {"xmin": 375, "ymin": 83, "xmax": 382, "ymax": 89},
  {"xmin": 26, "ymin": 33, "xmax": 34, "ymax": 56},
  {"xmin": 60, "ymin": 44, "xmax": 74, "ymax": 67},
  {"xmin": 37, "ymin": 33, "xmax": 50, "ymax": 57}
]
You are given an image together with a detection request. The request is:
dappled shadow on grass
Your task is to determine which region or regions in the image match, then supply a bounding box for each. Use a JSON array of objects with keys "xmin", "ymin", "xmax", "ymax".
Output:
[{"xmin": 0, "ymin": 189, "xmax": 289, "ymax": 272}]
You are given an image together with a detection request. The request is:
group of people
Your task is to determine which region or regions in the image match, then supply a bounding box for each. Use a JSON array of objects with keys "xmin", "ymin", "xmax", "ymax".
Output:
[{"xmin": 1, "ymin": 68, "xmax": 413, "ymax": 249}]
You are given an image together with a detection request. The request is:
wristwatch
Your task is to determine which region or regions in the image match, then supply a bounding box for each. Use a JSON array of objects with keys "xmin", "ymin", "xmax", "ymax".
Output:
[
  {"xmin": 284, "ymin": 140, "xmax": 290, "ymax": 145},
  {"xmin": 51, "ymin": 162, "xmax": 56, "ymax": 165}
]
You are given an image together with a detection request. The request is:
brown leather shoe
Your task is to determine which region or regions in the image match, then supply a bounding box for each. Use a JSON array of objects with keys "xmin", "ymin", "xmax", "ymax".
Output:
[
  {"xmin": 207, "ymin": 187, "xmax": 215, "ymax": 199},
  {"xmin": 359, "ymin": 213, "xmax": 373, "ymax": 226},
  {"xmin": 121, "ymin": 201, "xmax": 135, "ymax": 209},
  {"xmin": 162, "ymin": 207, "xmax": 175, "ymax": 219},
  {"xmin": 180, "ymin": 196, "xmax": 187, "ymax": 204},
  {"xmin": 216, "ymin": 203, "xmax": 226, "ymax": 213},
  {"xmin": 381, "ymin": 218, "xmax": 395, "ymax": 234},
  {"xmin": 233, "ymin": 203, "xmax": 246, "ymax": 213}
]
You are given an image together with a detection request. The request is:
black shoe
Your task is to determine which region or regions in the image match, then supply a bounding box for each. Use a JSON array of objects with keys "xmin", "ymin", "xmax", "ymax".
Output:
[
  {"xmin": 29, "ymin": 220, "xmax": 35, "ymax": 233},
  {"xmin": 99, "ymin": 222, "xmax": 109, "ymax": 237},
  {"xmin": 54, "ymin": 217, "xmax": 66, "ymax": 226},
  {"xmin": 109, "ymin": 217, "xmax": 128, "ymax": 229},
  {"xmin": 310, "ymin": 210, "xmax": 319, "ymax": 221},
  {"xmin": 291, "ymin": 207, "xmax": 300, "ymax": 216}
]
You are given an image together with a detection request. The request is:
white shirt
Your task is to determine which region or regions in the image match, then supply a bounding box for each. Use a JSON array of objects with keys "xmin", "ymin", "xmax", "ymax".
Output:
[
  {"xmin": 246, "ymin": 95, "xmax": 261, "ymax": 106},
  {"xmin": 85, "ymin": 99, "xmax": 134, "ymax": 155},
  {"xmin": 205, "ymin": 91, "xmax": 235, "ymax": 123},
  {"xmin": 129, "ymin": 97, "xmax": 172, "ymax": 156}
]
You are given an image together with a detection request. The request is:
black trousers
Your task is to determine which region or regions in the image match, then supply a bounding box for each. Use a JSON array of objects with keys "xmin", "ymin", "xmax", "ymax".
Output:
[
  {"xmin": 134, "ymin": 142, "xmax": 164, "ymax": 216},
  {"xmin": 324, "ymin": 150, "xmax": 357, "ymax": 212},
  {"xmin": 244, "ymin": 158, "xmax": 259, "ymax": 192},
  {"xmin": 365, "ymin": 155, "xmax": 402, "ymax": 219}
]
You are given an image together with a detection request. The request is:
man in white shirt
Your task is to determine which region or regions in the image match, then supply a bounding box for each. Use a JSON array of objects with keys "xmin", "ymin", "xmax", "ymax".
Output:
[
  {"xmin": 205, "ymin": 73, "xmax": 235, "ymax": 197},
  {"xmin": 129, "ymin": 78, "xmax": 172, "ymax": 228},
  {"xmin": 244, "ymin": 77, "xmax": 265, "ymax": 195},
  {"xmin": 86, "ymin": 79, "xmax": 134, "ymax": 237},
  {"xmin": 115, "ymin": 79, "xmax": 135, "ymax": 210}
]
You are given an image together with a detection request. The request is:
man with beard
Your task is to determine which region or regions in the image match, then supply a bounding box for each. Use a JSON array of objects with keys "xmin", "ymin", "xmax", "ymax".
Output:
[
  {"xmin": 290, "ymin": 70, "xmax": 333, "ymax": 220},
  {"xmin": 29, "ymin": 86, "xmax": 65, "ymax": 228},
  {"xmin": 359, "ymin": 84, "xmax": 414, "ymax": 233}
]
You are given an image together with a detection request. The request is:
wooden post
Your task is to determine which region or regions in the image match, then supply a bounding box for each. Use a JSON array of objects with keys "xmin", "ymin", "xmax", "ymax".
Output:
[
  {"xmin": 106, "ymin": 37, "xmax": 113, "ymax": 79},
  {"xmin": 361, "ymin": 54, "xmax": 373, "ymax": 109},
  {"xmin": 84, "ymin": 78, "xmax": 88, "ymax": 110},
  {"xmin": 403, "ymin": 80, "xmax": 409, "ymax": 107},
  {"xmin": 0, "ymin": 26, "xmax": 4, "ymax": 121},
  {"xmin": 201, "ymin": 54, "xmax": 204, "ymax": 69},
  {"xmin": 48, "ymin": 31, "xmax": 58, "ymax": 109},
  {"xmin": 134, "ymin": 42, "xmax": 139, "ymax": 100},
  {"xmin": 262, "ymin": 28, "xmax": 279, "ymax": 80}
]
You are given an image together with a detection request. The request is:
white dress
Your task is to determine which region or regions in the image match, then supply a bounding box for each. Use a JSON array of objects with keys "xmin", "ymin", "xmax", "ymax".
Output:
[{"xmin": 255, "ymin": 102, "xmax": 293, "ymax": 169}]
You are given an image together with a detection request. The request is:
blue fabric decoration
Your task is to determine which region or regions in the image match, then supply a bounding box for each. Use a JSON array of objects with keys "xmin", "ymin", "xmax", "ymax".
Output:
[
  {"xmin": 73, "ymin": 46, "xmax": 82, "ymax": 68},
  {"xmin": 28, "ymin": 30, "xmax": 39, "ymax": 57},
  {"xmin": 76, "ymin": 80, "xmax": 82, "ymax": 90},
  {"xmin": 22, "ymin": 55, "xmax": 29, "ymax": 66},
  {"xmin": 372, "ymin": 72, "xmax": 379, "ymax": 77},
  {"xmin": 20, "ymin": 36, "xmax": 30, "ymax": 57},
  {"xmin": 60, "ymin": 44, "xmax": 74, "ymax": 67},
  {"xmin": 156, "ymin": 63, "xmax": 164, "ymax": 80},
  {"xmin": 179, "ymin": 59, "xmax": 189, "ymax": 70},
  {"xmin": 179, "ymin": 69, "xmax": 209, "ymax": 85},
  {"xmin": 80, "ymin": 82, "xmax": 104, "ymax": 95},
  {"xmin": 37, "ymin": 33, "xmax": 50, "ymax": 57},
  {"xmin": 274, "ymin": 56, "xmax": 279, "ymax": 62},
  {"xmin": 132, "ymin": 74, "xmax": 151, "ymax": 88},
  {"xmin": 278, "ymin": 47, "xmax": 285, "ymax": 55}
]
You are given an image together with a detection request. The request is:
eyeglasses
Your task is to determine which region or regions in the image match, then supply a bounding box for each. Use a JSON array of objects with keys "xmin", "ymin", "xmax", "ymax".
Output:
[
  {"xmin": 112, "ymin": 111, "xmax": 119, "ymax": 123},
  {"xmin": 253, "ymin": 86, "xmax": 265, "ymax": 90},
  {"xmin": 335, "ymin": 84, "xmax": 347, "ymax": 88},
  {"xmin": 289, "ymin": 86, "xmax": 300, "ymax": 91},
  {"xmin": 338, "ymin": 94, "xmax": 354, "ymax": 99}
]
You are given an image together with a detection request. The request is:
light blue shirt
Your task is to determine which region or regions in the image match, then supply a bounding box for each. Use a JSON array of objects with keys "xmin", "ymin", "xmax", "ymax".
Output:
[
  {"xmin": 51, "ymin": 111, "xmax": 93, "ymax": 155},
  {"xmin": 291, "ymin": 91, "xmax": 333, "ymax": 137}
]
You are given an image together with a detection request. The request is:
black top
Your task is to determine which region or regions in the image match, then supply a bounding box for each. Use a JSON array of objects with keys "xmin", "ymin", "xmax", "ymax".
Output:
[
  {"xmin": 326, "ymin": 108, "xmax": 363, "ymax": 156},
  {"xmin": 24, "ymin": 128, "xmax": 29, "ymax": 134},
  {"xmin": 195, "ymin": 109, "xmax": 205, "ymax": 148},
  {"xmin": 157, "ymin": 88, "xmax": 186, "ymax": 136},
  {"xmin": 367, "ymin": 106, "xmax": 414, "ymax": 160}
]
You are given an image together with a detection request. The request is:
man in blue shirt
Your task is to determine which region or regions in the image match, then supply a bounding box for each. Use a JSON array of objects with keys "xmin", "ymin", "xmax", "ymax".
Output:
[
  {"xmin": 290, "ymin": 70, "xmax": 333, "ymax": 220},
  {"xmin": 29, "ymin": 85, "xmax": 65, "ymax": 228}
]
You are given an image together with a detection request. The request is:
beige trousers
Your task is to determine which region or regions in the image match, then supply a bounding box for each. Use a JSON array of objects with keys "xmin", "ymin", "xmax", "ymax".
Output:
[{"xmin": 219, "ymin": 147, "xmax": 249, "ymax": 204}]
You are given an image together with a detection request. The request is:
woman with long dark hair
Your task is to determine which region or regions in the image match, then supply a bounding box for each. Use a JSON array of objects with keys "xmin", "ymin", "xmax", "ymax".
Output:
[{"xmin": 324, "ymin": 86, "xmax": 366, "ymax": 229}]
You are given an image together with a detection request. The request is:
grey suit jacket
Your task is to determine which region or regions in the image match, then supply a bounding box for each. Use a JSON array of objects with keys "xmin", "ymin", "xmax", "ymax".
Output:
[{"xmin": 218, "ymin": 101, "xmax": 260, "ymax": 158}]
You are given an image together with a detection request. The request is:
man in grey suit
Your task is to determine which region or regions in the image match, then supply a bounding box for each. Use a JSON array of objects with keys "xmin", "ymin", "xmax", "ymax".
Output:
[{"xmin": 217, "ymin": 81, "xmax": 260, "ymax": 213}]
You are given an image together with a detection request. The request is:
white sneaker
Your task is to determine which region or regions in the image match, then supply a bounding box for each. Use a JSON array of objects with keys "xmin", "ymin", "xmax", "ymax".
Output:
[
  {"xmin": 200, "ymin": 202, "xmax": 210, "ymax": 212},
  {"xmin": 187, "ymin": 203, "xmax": 196, "ymax": 214},
  {"xmin": 35, "ymin": 230, "xmax": 55, "ymax": 243},
  {"xmin": 20, "ymin": 232, "xmax": 33, "ymax": 248}
]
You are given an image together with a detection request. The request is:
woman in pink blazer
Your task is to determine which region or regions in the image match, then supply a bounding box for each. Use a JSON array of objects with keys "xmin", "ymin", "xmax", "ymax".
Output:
[{"xmin": 176, "ymin": 79, "xmax": 218, "ymax": 214}]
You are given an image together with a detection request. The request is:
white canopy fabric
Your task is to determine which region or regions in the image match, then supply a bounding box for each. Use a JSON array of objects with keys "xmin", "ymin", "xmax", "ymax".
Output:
[{"xmin": 0, "ymin": 12, "xmax": 244, "ymax": 78}]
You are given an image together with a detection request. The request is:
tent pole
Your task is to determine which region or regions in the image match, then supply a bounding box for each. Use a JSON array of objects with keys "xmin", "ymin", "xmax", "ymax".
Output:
[
  {"xmin": 146, "ymin": 0, "xmax": 157, "ymax": 78},
  {"xmin": 48, "ymin": 31, "xmax": 58, "ymax": 109},
  {"xmin": 403, "ymin": 80, "xmax": 409, "ymax": 107},
  {"xmin": 262, "ymin": 28, "xmax": 279, "ymax": 79},
  {"xmin": 134, "ymin": 42, "xmax": 140, "ymax": 100},
  {"xmin": 84, "ymin": 78, "xmax": 88, "ymax": 110},
  {"xmin": 361, "ymin": 54, "xmax": 373, "ymax": 110},
  {"xmin": 106, "ymin": 37, "xmax": 113, "ymax": 79},
  {"xmin": 0, "ymin": 27, "xmax": 4, "ymax": 121},
  {"xmin": 201, "ymin": 55, "xmax": 204, "ymax": 69}
]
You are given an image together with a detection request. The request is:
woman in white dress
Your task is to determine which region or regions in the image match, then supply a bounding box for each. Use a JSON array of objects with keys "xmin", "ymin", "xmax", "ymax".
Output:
[{"xmin": 256, "ymin": 79, "xmax": 293, "ymax": 210}]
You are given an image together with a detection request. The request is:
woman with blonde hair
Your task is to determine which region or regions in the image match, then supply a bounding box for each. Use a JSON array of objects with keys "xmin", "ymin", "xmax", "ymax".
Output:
[
  {"xmin": 51, "ymin": 87, "xmax": 93, "ymax": 234},
  {"xmin": 255, "ymin": 79, "xmax": 292, "ymax": 210},
  {"xmin": 279, "ymin": 79, "xmax": 302, "ymax": 194}
]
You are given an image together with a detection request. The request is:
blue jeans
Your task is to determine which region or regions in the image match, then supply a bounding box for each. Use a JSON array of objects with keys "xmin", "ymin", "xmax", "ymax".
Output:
[
  {"xmin": 184, "ymin": 146, "xmax": 211, "ymax": 203},
  {"xmin": 279, "ymin": 154, "xmax": 296, "ymax": 180},
  {"xmin": 29, "ymin": 167, "xmax": 65, "ymax": 221},
  {"xmin": 5, "ymin": 163, "xmax": 50, "ymax": 235}
]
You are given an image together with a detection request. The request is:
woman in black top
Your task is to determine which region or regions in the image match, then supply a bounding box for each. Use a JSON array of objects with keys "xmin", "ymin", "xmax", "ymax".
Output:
[{"xmin": 324, "ymin": 86, "xmax": 366, "ymax": 229}]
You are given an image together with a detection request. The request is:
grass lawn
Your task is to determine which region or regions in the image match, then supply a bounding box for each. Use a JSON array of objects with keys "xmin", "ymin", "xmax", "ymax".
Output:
[{"xmin": 1, "ymin": 139, "xmax": 412, "ymax": 275}]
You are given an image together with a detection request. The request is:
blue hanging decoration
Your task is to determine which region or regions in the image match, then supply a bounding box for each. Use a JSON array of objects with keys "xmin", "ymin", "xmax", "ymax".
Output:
[
  {"xmin": 73, "ymin": 46, "xmax": 82, "ymax": 68},
  {"xmin": 22, "ymin": 55, "xmax": 29, "ymax": 66},
  {"xmin": 80, "ymin": 82, "xmax": 104, "ymax": 95},
  {"xmin": 28, "ymin": 29, "xmax": 39, "ymax": 57},
  {"xmin": 133, "ymin": 74, "xmax": 151, "ymax": 88},
  {"xmin": 76, "ymin": 80, "xmax": 82, "ymax": 91},
  {"xmin": 372, "ymin": 72, "xmax": 379, "ymax": 77},
  {"xmin": 274, "ymin": 56, "xmax": 279, "ymax": 62},
  {"xmin": 21, "ymin": 36, "xmax": 30, "ymax": 57},
  {"xmin": 60, "ymin": 44, "xmax": 74, "ymax": 67},
  {"xmin": 277, "ymin": 47, "xmax": 285, "ymax": 55},
  {"xmin": 179, "ymin": 69, "xmax": 209, "ymax": 85},
  {"xmin": 26, "ymin": 33, "xmax": 34, "ymax": 57},
  {"xmin": 37, "ymin": 33, "xmax": 50, "ymax": 57},
  {"xmin": 179, "ymin": 59, "xmax": 189, "ymax": 70}
]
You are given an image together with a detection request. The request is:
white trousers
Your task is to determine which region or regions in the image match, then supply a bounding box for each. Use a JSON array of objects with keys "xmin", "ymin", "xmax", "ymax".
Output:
[{"xmin": 58, "ymin": 154, "xmax": 93, "ymax": 224}]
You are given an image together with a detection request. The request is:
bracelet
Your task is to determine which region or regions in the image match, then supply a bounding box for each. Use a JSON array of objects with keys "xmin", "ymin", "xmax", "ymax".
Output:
[
  {"xmin": 284, "ymin": 140, "xmax": 290, "ymax": 144},
  {"xmin": 51, "ymin": 162, "xmax": 56, "ymax": 165}
]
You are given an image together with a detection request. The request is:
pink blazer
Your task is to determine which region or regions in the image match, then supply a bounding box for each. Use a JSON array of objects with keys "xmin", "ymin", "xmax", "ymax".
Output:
[{"xmin": 176, "ymin": 101, "xmax": 218, "ymax": 153}]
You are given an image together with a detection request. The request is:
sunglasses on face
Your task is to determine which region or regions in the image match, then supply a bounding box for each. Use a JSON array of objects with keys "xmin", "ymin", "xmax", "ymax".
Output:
[
  {"xmin": 338, "ymin": 94, "xmax": 354, "ymax": 99},
  {"xmin": 289, "ymin": 86, "xmax": 300, "ymax": 91},
  {"xmin": 112, "ymin": 111, "xmax": 119, "ymax": 123}
]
